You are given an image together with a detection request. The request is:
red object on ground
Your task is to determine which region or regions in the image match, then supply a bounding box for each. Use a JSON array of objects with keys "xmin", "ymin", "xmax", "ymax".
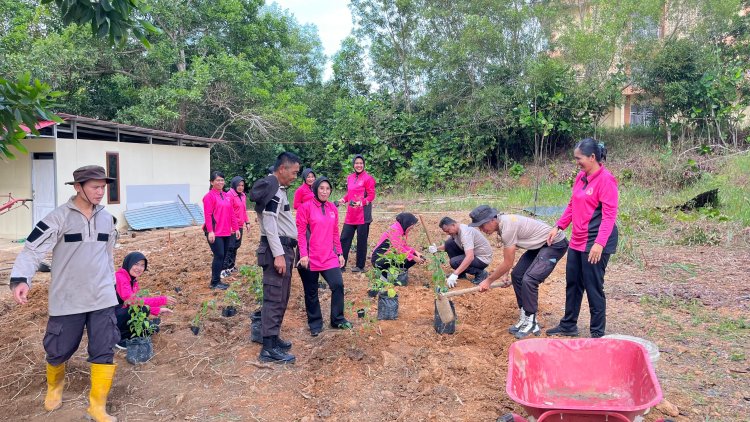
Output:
[{"xmin": 505, "ymin": 338, "xmax": 663, "ymax": 422}]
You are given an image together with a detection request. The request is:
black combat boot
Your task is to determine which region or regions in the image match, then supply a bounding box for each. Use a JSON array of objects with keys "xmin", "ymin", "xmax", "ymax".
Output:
[{"xmin": 259, "ymin": 336, "xmax": 295, "ymax": 364}]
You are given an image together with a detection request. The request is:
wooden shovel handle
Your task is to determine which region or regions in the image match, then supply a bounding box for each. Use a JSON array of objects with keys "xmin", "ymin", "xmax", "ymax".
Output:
[
  {"xmin": 440, "ymin": 281, "xmax": 507, "ymax": 298},
  {"xmin": 418, "ymin": 214, "xmax": 433, "ymax": 246}
]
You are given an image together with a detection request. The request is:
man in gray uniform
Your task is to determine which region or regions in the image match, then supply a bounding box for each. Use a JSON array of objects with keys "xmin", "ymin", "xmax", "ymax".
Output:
[
  {"xmin": 9, "ymin": 165, "xmax": 120, "ymax": 421},
  {"xmin": 250, "ymin": 152, "xmax": 301, "ymax": 364},
  {"xmin": 469, "ymin": 205, "xmax": 568, "ymax": 339},
  {"xmin": 430, "ymin": 217, "xmax": 492, "ymax": 286}
]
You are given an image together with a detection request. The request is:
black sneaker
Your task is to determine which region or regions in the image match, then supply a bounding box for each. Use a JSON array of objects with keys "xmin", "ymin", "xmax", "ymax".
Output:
[
  {"xmin": 351, "ymin": 267, "xmax": 364, "ymax": 273},
  {"xmin": 259, "ymin": 348, "xmax": 296, "ymax": 364},
  {"xmin": 114, "ymin": 340, "xmax": 127, "ymax": 351},
  {"xmin": 310, "ymin": 326, "xmax": 323, "ymax": 337},
  {"xmin": 546, "ymin": 325, "xmax": 579, "ymax": 337},
  {"xmin": 276, "ymin": 337, "xmax": 292, "ymax": 351},
  {"xmin": 210, "ymin": 281, "xmax": 229, "ymax": 290},
  {"xmin": 472, "ymin": 270, "xmax": 489, "ymax": 285}
]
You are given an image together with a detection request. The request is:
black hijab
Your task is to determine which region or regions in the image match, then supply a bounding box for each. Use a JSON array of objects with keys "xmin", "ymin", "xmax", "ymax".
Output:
[
  {"xmin": 122, "ymin": 251, "xmax": 148, "ymax": 280},
  {"xmin": 229, "ymin": 176, "xmax": 245, "ymax": 195},
  {"xmin": 395, "ymin": 212, "xmax": 418, "ymax": 232},
  {"xmin": 301, "ymin": 168, "xmax": 315, "ymax": 186}
]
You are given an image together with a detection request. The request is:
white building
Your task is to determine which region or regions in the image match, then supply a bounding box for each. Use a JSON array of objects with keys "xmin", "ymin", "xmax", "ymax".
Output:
[{"xmin": 0, "ymin": 113, "xmax": 222, "ymax": 239}]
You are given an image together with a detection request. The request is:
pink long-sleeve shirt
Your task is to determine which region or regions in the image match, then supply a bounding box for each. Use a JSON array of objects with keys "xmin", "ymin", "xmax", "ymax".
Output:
[
  {"xmin": 296, "ymin": 200, "xmax": 342, "ymax": 271},
  {"xmin": 115, "ymin": 268, "xmax": 167, "ymax": 316},
  {"xmin": 342, "ymin": 171, "xmax": 376, "ymax": 225},
  {"xmin": 374, "ymin": 222, "xmax": 417, "ymax": 260},
  {"xmin": 556, "ymin": 165, "xmax": 619, "ymax": 253},
  {"xmin": 293, "ymin": 184, "xmax": 315, "ymax": 210},
  {"xmin": 229, "ymin": 189, "xmax": 249, "ymax": 228},
  {"xmin": 202, "ymin": 189, "xmax": 238, "ymax": 237}
]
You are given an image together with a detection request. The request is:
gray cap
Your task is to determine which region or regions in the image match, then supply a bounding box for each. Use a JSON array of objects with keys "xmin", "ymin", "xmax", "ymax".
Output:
[
  {"xmin": 468, "ymin": 205, "xmax": 498, "ymax": 227},
  {"xmin": 65, "ymin": 165, "xmax": 115, "ymax": 185}
]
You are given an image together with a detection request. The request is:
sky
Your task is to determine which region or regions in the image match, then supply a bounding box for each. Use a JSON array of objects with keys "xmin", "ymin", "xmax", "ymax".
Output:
[{"xmin": 271, "ymin": 0, "xmax": 354, "ymax": 80}]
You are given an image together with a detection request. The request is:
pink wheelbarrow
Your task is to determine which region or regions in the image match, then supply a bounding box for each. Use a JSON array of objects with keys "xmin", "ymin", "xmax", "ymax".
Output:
[{"xmin": 500, "ymin": 338, "xmax": 671, "ymax": 422}]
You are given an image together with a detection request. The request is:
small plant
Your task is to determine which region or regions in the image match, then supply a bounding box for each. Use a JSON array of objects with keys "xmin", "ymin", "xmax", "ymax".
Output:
[
  {"xmin": 380, "ymin": 247, "xmax": 407, "ymax": 286},
  {"xmin": 240, "ymin": 265, "xmax": 263, "ymax": 304},
  {"xmin": 127, "ymin": 300, "xmax": 154, "ymax": 339},
  {"xmin": 224, "ymin": 282, "xmax": 242, "ymax": 307},
  {"xmin": 191, "ymin": 300, "xmax": 215, "ymax": 334},
  {"xmin": 428, "ymin": 252, "xmax": 448, "ymax": 295}
]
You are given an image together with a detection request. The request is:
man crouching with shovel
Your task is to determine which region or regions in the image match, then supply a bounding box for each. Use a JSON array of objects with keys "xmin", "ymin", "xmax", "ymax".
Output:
[{"xmin": 469, "ymin": 205, "xmax": 568, "ymax": 339}]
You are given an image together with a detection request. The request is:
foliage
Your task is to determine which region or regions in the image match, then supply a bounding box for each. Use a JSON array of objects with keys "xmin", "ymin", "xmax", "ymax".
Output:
[
  {"xmin": 0, "ymin": 73, "xmax": 64, "ymax": 159},
  {"xmin": 191, "ymin": 300, "xmax": 215, "ymax": 328},
  {"xmin": 224, "ymin": 282, "xmax": 242, "ymax": 308},
  {"xmin": 126, "ymin": 290, "xmax": 154, "ymax": 338},
  {"xmin": 240, "ymin": 265, "xmax": 264, "ymax": 304},
  {"xmin": 380, "ymin": 247, "xmax": 407, "ymax": 289},
  {"xmin": 428, "ymin": 252, "xmax": 448, "ymax": 295}
]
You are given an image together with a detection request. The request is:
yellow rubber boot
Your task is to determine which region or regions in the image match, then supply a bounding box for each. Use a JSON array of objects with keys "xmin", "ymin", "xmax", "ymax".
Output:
[
  {"xmin": 87, "ymin": 363, "xmax": 117, "ymax": 422},
  {"xmin": 44, "ymin": 363, "xmax": 65, "ymax": 411}
]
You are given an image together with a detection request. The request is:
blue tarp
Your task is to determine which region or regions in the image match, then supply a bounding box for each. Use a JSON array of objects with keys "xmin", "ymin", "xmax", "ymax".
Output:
[
  {"xmin": 522, "ymin": 205, "xmax": 567, "ymax": 217},
  {"xmin": 124, "ymin": 202, "xmax": 204, "ymax": 230}
]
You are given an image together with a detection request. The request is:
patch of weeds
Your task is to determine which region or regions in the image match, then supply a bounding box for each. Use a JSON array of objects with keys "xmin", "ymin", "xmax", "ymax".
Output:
[
  {"xmin": 676, "ymin": 226, "xmax": 722, "ymax": 246},
  {"xmin": 730, "ymin": 351, "xmax": 746, "ymax": 362},
  {"xmin": 708, "ymin": 317, "xmax": 749, "ymax": 336},
  {"xmin": 661, "ymin": 262, "xmax": 699, "ymax": 283}
]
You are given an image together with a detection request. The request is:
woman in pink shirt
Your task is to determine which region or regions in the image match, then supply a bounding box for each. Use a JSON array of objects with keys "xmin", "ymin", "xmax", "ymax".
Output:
[
  {"xmin": 297, "ymin": 176, "xmax": 351, "ymax": 335},
  {"xmin": 203, "ymin": 171, "xmax": 239, "ymax": 290},
  {"xmin": 222, "ymin": 176, "xmax": 250, "ymax": 276},
  {"xmin": 371, "ymin": 212, "xmax": 425, "ymax": 280},
  {"xmin": 293, "ymin": 168, "xmax": 316, "ymax": 210},
  {"xmin": 114, "ymin": 252, "xmax": 176, "ymax": 349},
  {"xmin": 335, "ymin": 154, "xmax": 376, "ymax": 272},
  {"xmin": 546, "ymin": 138, "xmax": 619, "ymax": 338}
]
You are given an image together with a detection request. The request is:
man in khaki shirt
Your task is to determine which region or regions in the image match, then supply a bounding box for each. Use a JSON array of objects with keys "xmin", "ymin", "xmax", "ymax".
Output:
[{"xmin": 469, "ymin": 205, "xmax": 568, "ymax": 339}]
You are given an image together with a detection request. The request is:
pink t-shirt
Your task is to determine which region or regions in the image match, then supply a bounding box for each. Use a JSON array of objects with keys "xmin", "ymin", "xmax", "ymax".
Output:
[
  {"xmin": 115, "ymin": 268, "xmax": 167, "ymax": 316},
  {"xmin": 293, "ymin": 184, "xmax": 315, "ymax": 210},
  {"xmin": 342, "ymin": 171, "xmax": 376, "ymax": 225},
  {"xmin": 374, "ymin": 222, "xmax": 417, "ymax": 260},
  {"xmin": 203, "ymin": 189, "xmax": 238, "ymax": 236},
  {"xmin": 228, "ymin": 189, "xmax": 249, "ymax": 228},
  {"xmin": 296, "ymin": 200, "xmax": 342, "ymax": 271}
]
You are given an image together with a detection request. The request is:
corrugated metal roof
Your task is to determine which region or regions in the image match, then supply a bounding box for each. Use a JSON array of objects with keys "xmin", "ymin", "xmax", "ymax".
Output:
[{"xmin": 124, "ymin": 202, "xmax": 204, "ymax": 231}]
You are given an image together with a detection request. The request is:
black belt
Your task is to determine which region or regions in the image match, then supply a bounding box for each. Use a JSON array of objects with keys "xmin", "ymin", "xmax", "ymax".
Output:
[{"xmin": 260, "ymin": 235, "xmax": 297, "ymax": 248}]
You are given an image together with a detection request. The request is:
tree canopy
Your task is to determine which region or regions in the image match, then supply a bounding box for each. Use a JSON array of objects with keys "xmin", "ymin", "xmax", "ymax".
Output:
[{"xmin": 1, "ymin": 0, "xmax": 747, "ymax": 187}]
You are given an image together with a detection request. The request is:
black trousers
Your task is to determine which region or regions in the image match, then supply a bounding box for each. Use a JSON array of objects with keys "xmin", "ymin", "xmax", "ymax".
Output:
[
  {"xmin": 510, "ymin": 239, "xmax": 569, "ymax": 314},
  {"xmin": 444, "ymin": 238, "xmax": 489, "ymax": 277},
  {"xmin": 43, "ymin": 307, "xmax": 120, "ymax": 366},
  {"xmin": 258, "ymin": 242, "xmax": 294, "ymax": 337},
  {"xmin": 208, "ymin": 235, "xmax": 232, "ymax": 285},
  {"xmin": 223, "ymin": 228, "xmax": 243, "ymax": 270},
  {"xmin": 297, "ymin": 266, "xmax": 346, "ymax": 329},
  {"xmin": 559, "ymin": 248, "xmax": 611, "ymax": 337},
  {"xmin": 340, "ymin": 223, "xmax": 370, "ymax": 269}
]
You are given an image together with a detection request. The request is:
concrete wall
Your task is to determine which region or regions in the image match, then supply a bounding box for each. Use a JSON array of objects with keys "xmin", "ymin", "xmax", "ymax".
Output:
[
  {"xmin": 1, "ymin": 137, "xmax": 211, "ymax": 239},
  {"xmin": 54, "ymin": 138, "xmax": 211, "ymax": 228},
  {"xmin": 0, "ymin": 138, "xmax": 56, "ymax": 239}
]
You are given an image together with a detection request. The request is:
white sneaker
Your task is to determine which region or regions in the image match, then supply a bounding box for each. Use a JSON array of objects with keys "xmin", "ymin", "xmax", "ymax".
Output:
[
  {"xmin": 220, "ymin": 269, "xmax": 230, "ymax": 279},
  {"xmin": 514, "ymin": 313, "xmax": 541, "ymax": 339},
  {"xmin": 508, "ymin": 308, "xmax": 526, "ymax": 334}
]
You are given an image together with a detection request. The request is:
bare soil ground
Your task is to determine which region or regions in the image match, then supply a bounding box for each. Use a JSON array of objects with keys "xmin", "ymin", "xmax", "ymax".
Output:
[{"xmin": 0, "ymin": 212, "xmax": 748, "ymax": 421}]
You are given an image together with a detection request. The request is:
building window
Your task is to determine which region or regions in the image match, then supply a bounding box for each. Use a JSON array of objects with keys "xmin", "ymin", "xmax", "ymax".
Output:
[
  {"xmin": 106, "ymin": 152, "xmax": 120, "ymax": 204},
  {"xmin": 630, "ymin": 103, "xmax": 655, "ymax": 127}
]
